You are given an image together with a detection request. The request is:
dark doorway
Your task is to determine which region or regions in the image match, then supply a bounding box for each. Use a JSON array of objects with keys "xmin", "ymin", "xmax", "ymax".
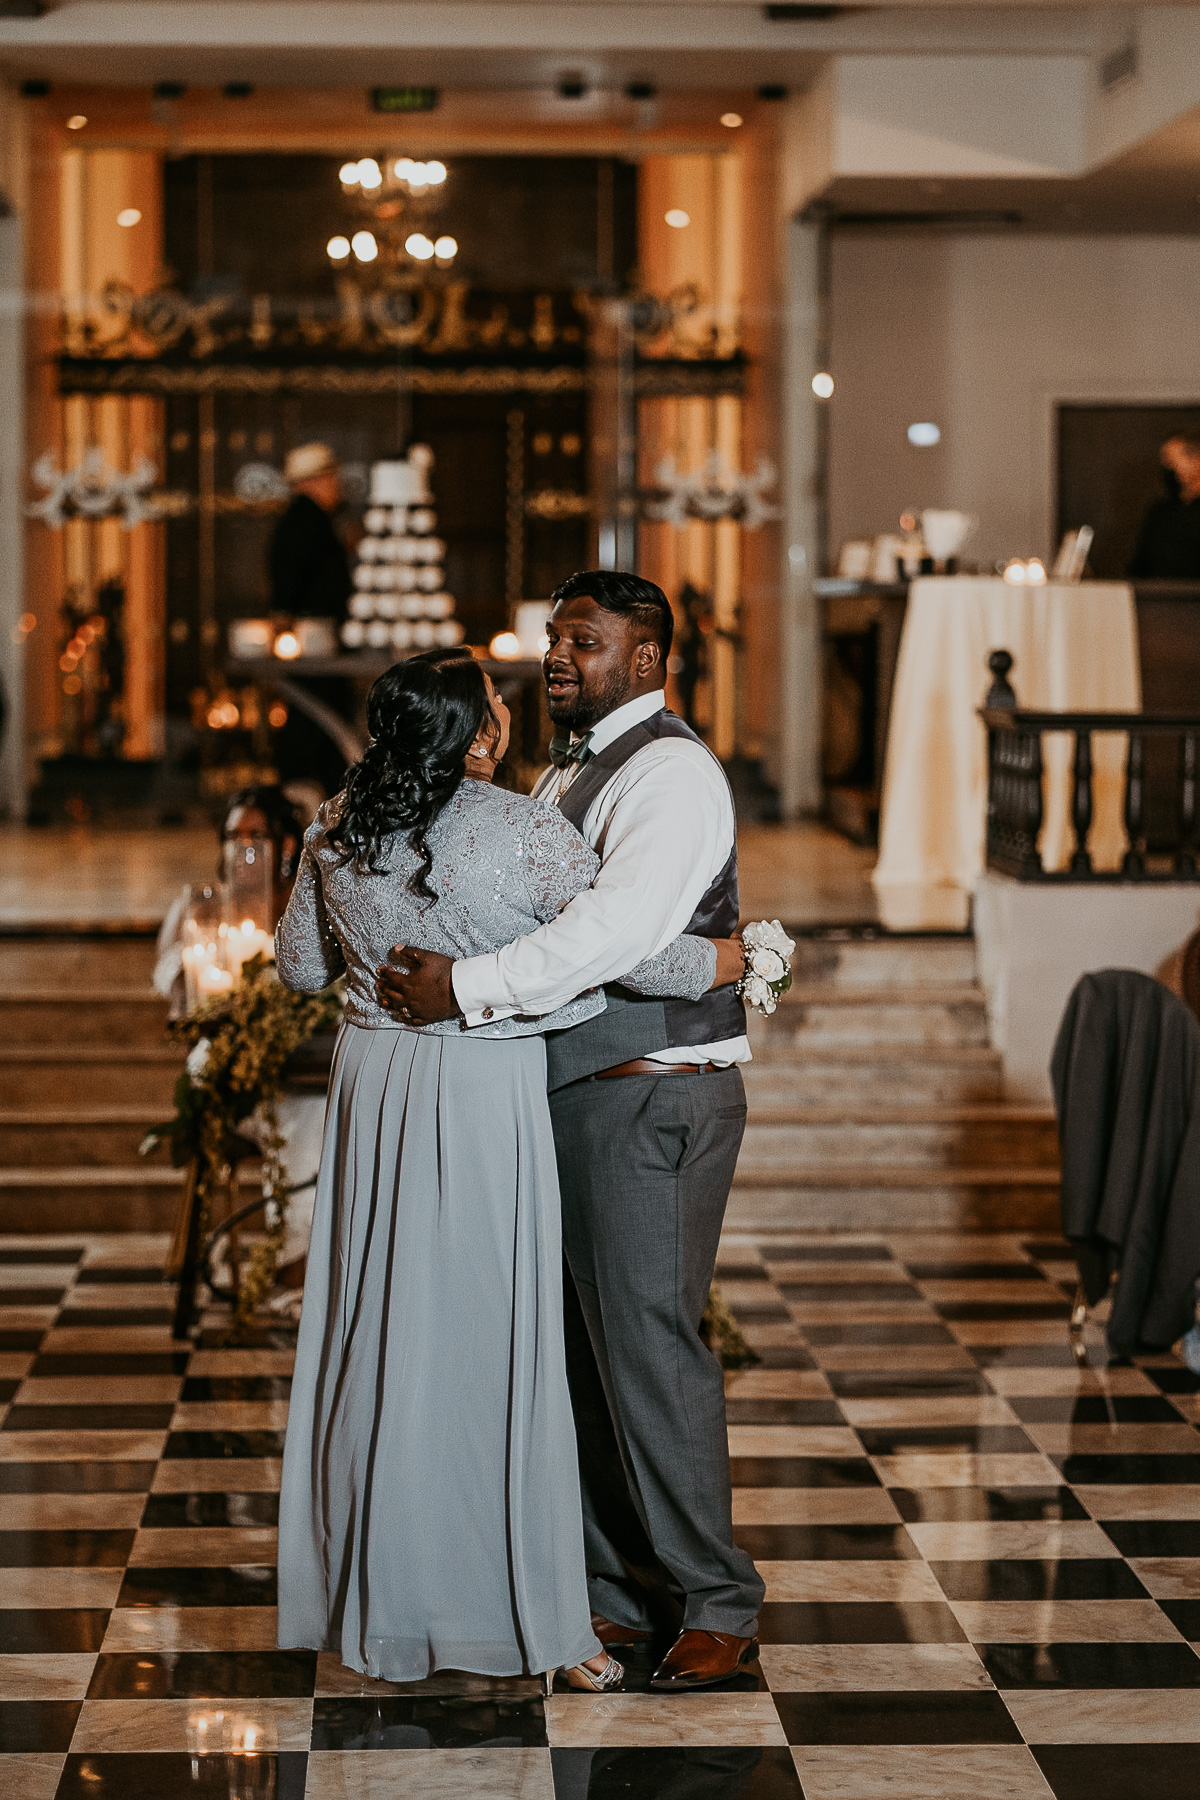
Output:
[{"xmin": 1057, "ymin": 403, "xmax": 1200, "ymax": 578}]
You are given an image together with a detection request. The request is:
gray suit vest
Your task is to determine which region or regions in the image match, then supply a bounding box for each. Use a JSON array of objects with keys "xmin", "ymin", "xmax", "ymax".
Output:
[{"xmin": 542, "ymin": 708, "xmax": 746, "ymax": 1091}]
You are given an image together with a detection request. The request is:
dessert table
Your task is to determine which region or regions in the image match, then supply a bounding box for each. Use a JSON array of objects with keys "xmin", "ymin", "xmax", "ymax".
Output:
[{"xmin": 872, "ymin": 577, "xmax": 1141, "ymax": 932}]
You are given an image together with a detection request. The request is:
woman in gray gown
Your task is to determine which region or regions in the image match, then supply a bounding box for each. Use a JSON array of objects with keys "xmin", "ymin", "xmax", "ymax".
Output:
[{"xmin": 274, "ymin": 647, "xmax": 731, "ymax": 1693}]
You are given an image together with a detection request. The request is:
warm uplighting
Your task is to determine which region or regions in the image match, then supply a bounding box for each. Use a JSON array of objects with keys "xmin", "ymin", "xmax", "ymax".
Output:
[
  {"xmin": 720, "ymin": 112, "xmax": 743, "ymax": 128},
  {"xmin": 351, "ymin": 230, "xmax": 378, "ymax": 263},
  {"xmin": 116, "ymin": 208, "xmax": 142, "ymax": 228},
  {"xmin": 907, "ymin": 421, "xmax": 941, "ymax": 446},
  {"xmin": 66, "ymin": 114, "xmax": 87, "ymax": 130},
  {"xmin": 273, "ymin": 630, "xmax": 301, "ymax": 660},
  {"xmin": 811, "ymin": 372, "xmax": 835, "ymax": 398},
  {"xmin": 434, "ymin": 235, "xmax": 457, "ymax": 260},
  {"xmin": 665, "ymin": 208, "xmax": 691, "ymax": 229},
  {"xmin": 326, "ymin": 235, "xmax": 350, "ymax": 261},
  {"xmin": 405, "ymin": 232, "xmax": 435, "ymax": 260},
  {"xmin": 489, "ymin": 630, "xmax": 522, "ymax": 660}
]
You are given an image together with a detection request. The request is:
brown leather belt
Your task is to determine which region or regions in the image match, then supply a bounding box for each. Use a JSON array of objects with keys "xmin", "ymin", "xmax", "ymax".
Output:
[{"xmin": 591, "ymin": 1057, "xmax": 720, "ymax": 1079}]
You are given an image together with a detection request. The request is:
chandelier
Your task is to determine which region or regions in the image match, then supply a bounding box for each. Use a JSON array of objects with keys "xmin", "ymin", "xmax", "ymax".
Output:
[
  {"xmin": 28, "ymin": 448, "xmax": 161, "ymax": 529},
  {"xmin": 642, "ymin": 451, "xmax": 781, "ymax": 531}
]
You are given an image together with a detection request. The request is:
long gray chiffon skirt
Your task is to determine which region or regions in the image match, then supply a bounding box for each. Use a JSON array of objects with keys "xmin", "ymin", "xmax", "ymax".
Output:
[{"xmin": 276, "ymin": 1023, "xmax": 599, "ymax": 1681}]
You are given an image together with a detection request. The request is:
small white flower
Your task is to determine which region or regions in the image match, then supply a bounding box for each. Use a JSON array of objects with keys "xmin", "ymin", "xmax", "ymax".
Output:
[
  {"xmin": 743, "ymin": 972, "xmax": 774, "ymax": 1012},
  {"xmin": 186, "ymin": 1037, "xmax": 211, "ymax": 1083},
  {"xmin": 743, "ymin": 918, "xmax": 795, "ymax": 959},
  {"xmin": 750, "ymin": 946, "xmax": 785, "ymax": 983}
]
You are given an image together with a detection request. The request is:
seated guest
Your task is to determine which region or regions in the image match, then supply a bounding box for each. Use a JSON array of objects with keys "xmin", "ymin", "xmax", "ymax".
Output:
[{"xmin": 1128, "ymin": 433, "xmax": 1200, "ymax": 577}]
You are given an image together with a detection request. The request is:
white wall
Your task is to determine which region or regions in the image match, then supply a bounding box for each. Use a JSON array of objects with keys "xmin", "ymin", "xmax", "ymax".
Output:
[{"xmin": 827, "ymin": 231, "xmax": 1200, "ymax": 572}]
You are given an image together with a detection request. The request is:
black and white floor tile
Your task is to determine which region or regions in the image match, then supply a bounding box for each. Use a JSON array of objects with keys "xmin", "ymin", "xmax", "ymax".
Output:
[{"xmin": 1, "ymin": 1230, "xmax": 1199, "ymax": 1798}]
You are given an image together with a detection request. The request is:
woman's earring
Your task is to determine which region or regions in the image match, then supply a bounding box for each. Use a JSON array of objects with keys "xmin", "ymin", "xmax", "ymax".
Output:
[{"xmin": 470, "ymin": 743, "xmax": 490, "ymax": 760}]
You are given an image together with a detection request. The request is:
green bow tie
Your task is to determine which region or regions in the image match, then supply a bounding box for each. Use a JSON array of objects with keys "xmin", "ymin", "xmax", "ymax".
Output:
[{"xmin": 548, "ymin": 732, "xmax": 594, "ymax": 771}]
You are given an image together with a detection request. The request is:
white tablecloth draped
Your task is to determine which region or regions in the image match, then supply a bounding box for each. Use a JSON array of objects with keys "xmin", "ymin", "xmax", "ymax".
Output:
[{"xmin": 872, "ymin": 578, "xmax": 1141, "ymax": 932}]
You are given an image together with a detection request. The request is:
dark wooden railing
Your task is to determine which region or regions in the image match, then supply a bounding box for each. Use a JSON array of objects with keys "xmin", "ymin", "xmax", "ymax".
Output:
[{"xmin": 980, "ymin": 650, "xmax": 1200, "ymax": 881}]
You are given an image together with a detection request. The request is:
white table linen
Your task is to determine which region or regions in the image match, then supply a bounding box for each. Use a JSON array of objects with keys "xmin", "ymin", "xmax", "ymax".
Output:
[{"xmin": 872, "ymin": 578, "xmax": 1141, "ymax": 932}]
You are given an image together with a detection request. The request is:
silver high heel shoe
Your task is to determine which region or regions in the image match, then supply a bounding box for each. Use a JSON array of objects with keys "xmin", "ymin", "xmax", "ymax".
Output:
[{"xmin": 540, "ymin": 1653, "xmax": 624, "ymax": 1696}]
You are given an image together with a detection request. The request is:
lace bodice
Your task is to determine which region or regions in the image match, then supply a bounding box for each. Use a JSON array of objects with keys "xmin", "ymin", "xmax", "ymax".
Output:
[{"xmin": 275, "ymin": 781, "xmax": 716, "ymax": 1036}]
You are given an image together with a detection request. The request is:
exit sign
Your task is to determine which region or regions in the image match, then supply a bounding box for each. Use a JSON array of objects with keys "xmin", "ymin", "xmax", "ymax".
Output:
[{"xmin": 373, "ymin": 87, "xmax": 440, "ymax": 113}]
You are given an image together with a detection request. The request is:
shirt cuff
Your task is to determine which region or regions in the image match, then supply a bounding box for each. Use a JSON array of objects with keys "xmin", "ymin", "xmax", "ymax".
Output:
[{"xmin": 451, "ymin": 954, "xmax": 518, "ymax": 1029}]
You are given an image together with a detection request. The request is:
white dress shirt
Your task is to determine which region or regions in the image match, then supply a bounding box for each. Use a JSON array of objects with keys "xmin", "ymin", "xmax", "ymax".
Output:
[{"xmin": 451, "ymin": 690, "xmax": 751, "ymax": 1066}]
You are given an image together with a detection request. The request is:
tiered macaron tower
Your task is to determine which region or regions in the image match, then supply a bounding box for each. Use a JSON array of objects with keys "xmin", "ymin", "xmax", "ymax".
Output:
[{"xmin": 341, "ymin": 444, "xmax": 465, "ymax": 654}]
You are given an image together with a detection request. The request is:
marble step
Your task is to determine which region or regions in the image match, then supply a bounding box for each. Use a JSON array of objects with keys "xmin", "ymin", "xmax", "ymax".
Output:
[
  {"xmin": 740, "ymin": 1107, "xmax": 1058, "ymax": 1170},
  {"xmin": 0, "ymin": 1165, "xmax": 186, "ymax": 1232},
  {"xmin": 0, "ymin": 936, "xmax": 158, "ymax": 991},
  {"xmin": 727, "ymin": 1165, "xmax": 1061, "ymax": 1233},
  {"xmin": 790, "ymin": 935, "xmax": 977, "ymax": 990},
  {"xmin": 0, "ymin": 992, "xmax": 172, "ymax": 1045},
  {"xmin": 741, "ymin": 1048, "xmax": 1004, "ymax": 1104},
  {"xmin": 0, "ymin": 1047, "xmax": 184, "ymax": 1108},
  {"xmin": 0, "ymin": 1112, "xmax": 173, "ymax": 1167},
  {"xmin": 752, "ymin": 986, "xmax": 990, "ymax": 1048}
]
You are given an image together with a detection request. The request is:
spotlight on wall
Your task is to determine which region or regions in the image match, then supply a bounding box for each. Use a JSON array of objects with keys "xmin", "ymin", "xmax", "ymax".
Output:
[
  {"xmin": 66, "ymin": 114, "xmax": 87, "ymax": 130},
  {"xmin": 351, "ymin": 230, "xmax": 378, "ymax": 262},
  {"xmin": 626, "ymin": 81, "xmax": 657, "ymax": 100},
  {"xmin": 326, "ymin": 235, "xmax": 351, "ymax": 261},
  {"xmin": 720, "ymin": 111, "xmax": 744, "ymax": 128},
  {"xmin": 811, "ymin": 371, "xmax": 835, "ymax": 398},
  {"xmin": 116, "ymin": 208, "xmax": 142, "ymax": 228},
  {"xmin": 907, "ymin": 422, "xmax": 941, "ymax": 447},
  {"xmin": 665, "ymin": 208, "xmax": 691, "ymax": 229},
  {"xmin": 557, "ymin": 73, "xmax": 588, "ymax": 99}
]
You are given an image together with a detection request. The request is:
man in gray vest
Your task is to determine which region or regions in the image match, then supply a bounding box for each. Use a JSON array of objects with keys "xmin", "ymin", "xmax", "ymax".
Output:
[{"xmin": 376, "ymin": 570, "xmax": 764, "ymax": 1688}]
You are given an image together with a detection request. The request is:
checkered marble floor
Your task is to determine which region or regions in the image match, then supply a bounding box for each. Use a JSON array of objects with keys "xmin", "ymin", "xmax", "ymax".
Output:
[{"xmin": 2, "ymin": 1230, "xmax": 1200, "ymax": 1800}]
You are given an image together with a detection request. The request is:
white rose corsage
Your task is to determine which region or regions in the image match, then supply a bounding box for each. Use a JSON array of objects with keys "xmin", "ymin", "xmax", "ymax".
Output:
[{"xmin": 736, "ymin": 919, "xmax": 796, "ymax": 1015}]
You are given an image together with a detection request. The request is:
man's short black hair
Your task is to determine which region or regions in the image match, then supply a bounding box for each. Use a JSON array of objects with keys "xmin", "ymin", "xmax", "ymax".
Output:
[{"xmin": 550, "ymin": 570, "xmax": 674, "ymax": 656}]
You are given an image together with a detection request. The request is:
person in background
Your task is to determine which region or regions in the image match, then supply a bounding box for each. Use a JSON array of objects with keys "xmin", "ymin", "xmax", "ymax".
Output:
[
  {"xmin": 1128, "ymin": 433, "xmax": 1200, "ymax": 578},
  {"xmin": 269, "ymin": 442, "xmax": 355, "ymax": 797}
]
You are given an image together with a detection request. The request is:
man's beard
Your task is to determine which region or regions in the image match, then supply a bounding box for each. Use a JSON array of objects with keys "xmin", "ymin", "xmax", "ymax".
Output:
[{"xmin": 546, "ymin": 667, "xmax": 633, "ymax": 734}]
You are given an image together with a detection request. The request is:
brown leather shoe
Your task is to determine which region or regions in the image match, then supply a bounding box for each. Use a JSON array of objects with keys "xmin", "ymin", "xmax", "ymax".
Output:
[
  {"xmin": 591, "ymin": 1611, "xmax": 655, "ymax": 1649},
  {"xmin": 650, "ymin": 1628, "xmax": 759, "ymax": 1691}
]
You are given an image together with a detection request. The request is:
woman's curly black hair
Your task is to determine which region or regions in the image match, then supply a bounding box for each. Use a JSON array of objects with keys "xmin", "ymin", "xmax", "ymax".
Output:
[{"xmin": 326, "ymin": 648, "xmax": 491, "ymax": 900}]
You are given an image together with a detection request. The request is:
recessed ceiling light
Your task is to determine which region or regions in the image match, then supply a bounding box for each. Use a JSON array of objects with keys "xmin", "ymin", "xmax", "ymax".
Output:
[
  {"xmin": 66, "ymin": 114, "xmax": 87, "ymax": 131},
  {"xmin": 116, "ymin": 208, "xmax": 141, "ymax": 228},
  {"xmin": 907, "ymin": 422, "xmax": 941, "ymax": 446},
  {"xmin": 665, "ymin": 208, "xmax": 690, "ymax": 229},
  {"xmin": 720, "ymin": 112, "xmax": 743, "ymax": 128}
]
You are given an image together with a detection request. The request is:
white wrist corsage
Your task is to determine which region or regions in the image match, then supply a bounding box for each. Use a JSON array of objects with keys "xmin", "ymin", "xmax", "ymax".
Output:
[{"xmin": 737, "ymin": 919, "xmax": 796, "ymax": 1015}]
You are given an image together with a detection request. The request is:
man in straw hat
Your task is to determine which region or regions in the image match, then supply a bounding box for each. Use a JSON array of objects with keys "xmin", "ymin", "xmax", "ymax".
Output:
[{"xmin": 268, "ymin": 442, "xmax": 354, "ymax": 796}]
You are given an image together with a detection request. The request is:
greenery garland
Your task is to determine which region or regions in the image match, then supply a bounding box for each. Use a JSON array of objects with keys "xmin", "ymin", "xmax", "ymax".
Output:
[{"xmin": 141, "ymin": 954, "xmax": 342, "ymax": 1325}]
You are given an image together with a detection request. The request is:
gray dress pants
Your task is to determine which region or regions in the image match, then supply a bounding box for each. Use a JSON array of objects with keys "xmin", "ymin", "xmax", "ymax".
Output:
[{"xmin": 550, "ymin": 1066, "xmax": 765, "ymax": 1638}]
